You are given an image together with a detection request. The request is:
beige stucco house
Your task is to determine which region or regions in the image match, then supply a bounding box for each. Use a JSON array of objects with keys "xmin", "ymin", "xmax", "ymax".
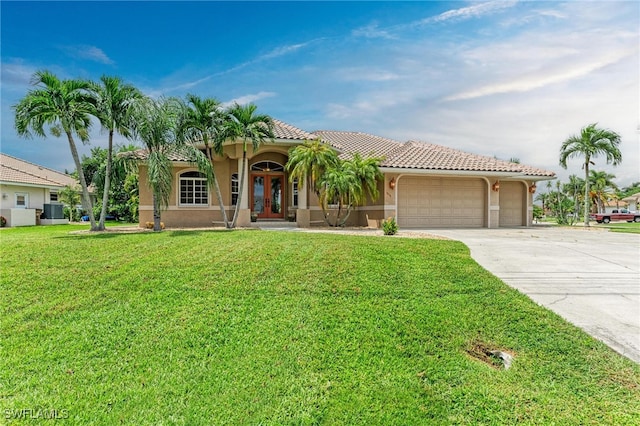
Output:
[
  {"xmin": 135, "ymin": 120, "xmax": 555, "ymax": 229},
  {"xmin": 0, "ymin": 153, "xmax": 77, "ymax": 227}
]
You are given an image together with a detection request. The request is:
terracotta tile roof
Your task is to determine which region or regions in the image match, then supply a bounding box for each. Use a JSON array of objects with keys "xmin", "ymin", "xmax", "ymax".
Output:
[
  {"xmin": 0, "ymin": 153, "xmax": 78, "ymax": 188},
  {"xmin": 126, "ymin": 120, "xmax": 556, "ymax": 179},
  {"xmin": 385, "ymin": 140, "xmax": 529, "ymax": 173},
  {"xmin": 313, "ymin": 130, "xmax": 403, "ymax": 158},
  {"xmin": 272, "ymin": 119, "xmax": 317, "ymax": 140},
  {"xmin": 122, "ymin": 146, "xmax": 199, "ymax": 162},
  {"xmin": 313, "ymin": 132, "xmax": 554, "ymax": 178}
]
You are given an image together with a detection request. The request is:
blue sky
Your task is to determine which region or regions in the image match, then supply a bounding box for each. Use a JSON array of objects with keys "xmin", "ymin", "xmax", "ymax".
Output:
[{"xmin": 2, "ymin": 1, "xmax": 638, "ymax": 186}]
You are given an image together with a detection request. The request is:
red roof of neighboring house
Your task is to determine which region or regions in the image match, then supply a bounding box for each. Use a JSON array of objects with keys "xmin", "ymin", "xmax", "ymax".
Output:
[{"xmin": 0, "ymin": 153, "xmax": 78, "ymax": 188}]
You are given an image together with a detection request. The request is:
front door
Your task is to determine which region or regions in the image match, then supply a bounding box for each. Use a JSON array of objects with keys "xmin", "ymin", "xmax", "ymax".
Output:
[{"xmin": 251, "ymin": 174, "xmax": 284, "ymax": 219}]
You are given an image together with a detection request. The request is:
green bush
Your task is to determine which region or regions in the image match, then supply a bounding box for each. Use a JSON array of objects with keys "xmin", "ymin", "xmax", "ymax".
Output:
[{"xmin": 382, "ymin": 216, "xmax": 398, "ymax": 235}]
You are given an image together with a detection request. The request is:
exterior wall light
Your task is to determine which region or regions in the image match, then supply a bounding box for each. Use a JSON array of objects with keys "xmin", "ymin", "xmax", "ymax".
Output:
[
  {"xmin": 492, "ymin": 181, "xmax": 500, "ymax": 192},
  {"xmin": 529, "ymin": 184, "xmax": 537, "ymax": 194},
  {"xmin": 389, "ymin": 177, "xmax": 396, "ymax": 189}
]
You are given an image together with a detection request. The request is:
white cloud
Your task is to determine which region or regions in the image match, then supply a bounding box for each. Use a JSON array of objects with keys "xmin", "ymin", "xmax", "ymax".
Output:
[
  {"xmin": 425, "ymin": 0, "xmax": 519, "ymax": 24},
  {"xmin": 444, "ymin": 47, "xmax": 636, "ymax": 101},
  {"xmin": 60, "ymin": 45, "xmax": 114, "ymax": 65},
  {"xmin": 221, "ymin": 91, "xmax": 277, "ymax": 108},
  {"xmin": 352, "ymin": 22, "xmax": 394, "ymax": 39}
]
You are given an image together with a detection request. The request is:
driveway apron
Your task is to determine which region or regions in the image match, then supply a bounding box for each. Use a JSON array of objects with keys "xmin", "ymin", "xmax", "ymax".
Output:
[{"xmin": 426, "ymin": 226, "xmax": 640, "ymax": 363}]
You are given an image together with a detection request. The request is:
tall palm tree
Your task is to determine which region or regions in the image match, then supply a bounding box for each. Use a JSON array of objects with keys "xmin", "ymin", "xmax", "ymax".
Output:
[
  {"xmin": 559, "ymin": 123, "xmax": 622, "ymax": 226},
  {"xmin": 13, "ymin": 70, "xmax": 99, "ymax": 230},
  {"xmin": 128, "ymin": 96, "xmax": 213, "ymax": 231},
  {"xmin": 178, "ymin": 94, "xmax": 231, "ymax": 228},
  {"xmin": 225, "ymin": 103, "xmax": 274, "ymax": 228},
  {"xmin": 91, "ymin": 76, "xmax": 142, "ymax": 230}
]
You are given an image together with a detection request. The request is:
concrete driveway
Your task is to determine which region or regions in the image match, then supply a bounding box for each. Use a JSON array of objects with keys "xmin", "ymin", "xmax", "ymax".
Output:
[{"xmin": 427, "ymin": 226, "xmax": 640, "ymax": 363}]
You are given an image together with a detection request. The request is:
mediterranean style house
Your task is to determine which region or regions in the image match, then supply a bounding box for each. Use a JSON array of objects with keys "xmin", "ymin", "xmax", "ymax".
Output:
[
  {"xmin": 0, "ymin": 153, "xmax": 77, "ymax": 227},
  {"xmin": 134, "ymin": 119, "xmax": 556, "ymax": 229}
]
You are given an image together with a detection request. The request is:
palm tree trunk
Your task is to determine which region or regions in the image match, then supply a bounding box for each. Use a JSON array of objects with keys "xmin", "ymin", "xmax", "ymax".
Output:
[
  {"xmin": 584, "ymin": 160, "xmax": 590, "ymax": 226},
  {"xmin": 98, "ymin": 129, "xmax": 114, "ymax": 231},
  {"xmin": 152, "ymin": 192, "xmax": 162, "ymax": 232},
  {"xmin": 205, "ymin": 147, "xmax": 229, "ymax": 228},
  {"xmin": 230, "ymin": 150, "xmax": 247, "ymax": 228},
  {"xmin": 66, "ymin": 131, "xmax": 97, "ymax": 230}
]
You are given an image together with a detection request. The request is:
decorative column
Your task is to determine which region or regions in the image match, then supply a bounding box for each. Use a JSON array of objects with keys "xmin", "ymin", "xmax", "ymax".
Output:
[
  {"xmin": 237, "ymin": 157, "xmax": 251, "ymax": 226},
  {"xmin": 296, "ymin": 179, "xmax": 310, "ymax": 227}
]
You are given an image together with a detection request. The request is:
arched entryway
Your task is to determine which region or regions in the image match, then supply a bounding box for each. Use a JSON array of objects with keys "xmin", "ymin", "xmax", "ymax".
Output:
[{"xmin": 250, "ymin": 161, "xmax": 285, "ymax": 219}]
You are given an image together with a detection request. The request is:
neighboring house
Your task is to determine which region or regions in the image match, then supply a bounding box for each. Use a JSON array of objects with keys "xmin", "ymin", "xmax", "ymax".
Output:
[
  {"xmin": 133, "ymin": 120, "xmax": 556, "ymax": 229},
  {"xmin": 603, "ymin": 199, "xmax": 629, "ymax": 214},
  {"xmin": 621, "ymin": 192, "xmax": 640, "ymax": 212},
  {"xmin": 0, "ymin": 153, "xmax": 77, "ymax": 227}
]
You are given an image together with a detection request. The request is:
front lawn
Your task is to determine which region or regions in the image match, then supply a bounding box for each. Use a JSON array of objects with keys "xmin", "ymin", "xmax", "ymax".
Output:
[
  {"xmin": 594, "ymin": 222, "xmax": 640, "ymax": 234},
  {"xmin": 1, "ymin": 225, "xmax": 639, "ymax": 424}
]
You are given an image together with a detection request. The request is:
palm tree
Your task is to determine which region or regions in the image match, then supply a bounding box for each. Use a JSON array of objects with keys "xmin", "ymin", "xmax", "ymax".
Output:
[
  {"xmin": 91, "ymin": 76, "xmax": 142, "ymax": 230},
  {"xmin": 589, "ymin": 170, "xmax": 617, "ymax": 213},
  {"xmin": 178, "ymin": 94, "xmax": 231, "ymax": 228},
  {"xmin": 128, "ymin": 96, "xmax": 213, "ymax": 231},
  {"xmin": 286, "ymin": 139, "xmax": 340, "ymax": 198},
  {"xmin": 13, "ymin": 70, "xmax": 99, "ymax": 230},
  {"xmin": 59, "ymin": 185, "xmax": 81, "ymax": 222},
  {"xmin": 286, "ymin": 141, "xmax": 382, "ymax": 227},
  {"xmin": 319, "ymin": 154, "xmax": 383, "ymax": 226},
  {"xmin": 225, "ymin": 103, "xmax": 274, "ymax": 228},
  {"xmin": 563, "ymin": 174, "xmax": 584, "ymax": 219},
  {"xmin": 559, "ymin": 123, "xmax": 622, "ymax": 226}
]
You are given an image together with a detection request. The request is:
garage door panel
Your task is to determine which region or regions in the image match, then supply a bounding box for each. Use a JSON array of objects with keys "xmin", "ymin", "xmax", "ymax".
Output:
[
  {"xmin": 499, "ymin": 181, "xmax": 524, "ymax": 226},
  {"xmin": 398, "ymin": 177, "xmax": 485, "ymax": 228}
]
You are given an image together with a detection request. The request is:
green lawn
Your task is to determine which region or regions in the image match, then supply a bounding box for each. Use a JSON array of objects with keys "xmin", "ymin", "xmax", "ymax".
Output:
[
  {"xmin": 1, "ymin": 225, "xmax": 639, "ymax": 424},
  {"xmin": 594, "ymin": 222, "xmax": 640, "ymax": 234}
]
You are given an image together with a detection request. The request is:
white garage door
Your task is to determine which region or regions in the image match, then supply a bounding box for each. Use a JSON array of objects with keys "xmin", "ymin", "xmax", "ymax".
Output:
[
  {"xmin": 398, "ymin": 177, "xmax": 486, "ymax": 227},
  {"xmin": 499, "ymin": 181, "xmax": 525, "ymax": 227}
]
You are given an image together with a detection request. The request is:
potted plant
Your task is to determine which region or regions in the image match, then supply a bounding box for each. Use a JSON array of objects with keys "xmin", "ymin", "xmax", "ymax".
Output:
[{"xmin": 250, "ymin": 212, "xmax": 258, "ymax": 222}]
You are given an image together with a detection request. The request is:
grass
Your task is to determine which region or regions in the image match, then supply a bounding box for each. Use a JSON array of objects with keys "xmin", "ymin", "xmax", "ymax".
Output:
[
  {"xmin": 1, "ymin": 225, "xmax": 639, "ymax": 424},
  {"xmin": 593, "ymin": 222, "xmax": 640, "ymax": 234}
]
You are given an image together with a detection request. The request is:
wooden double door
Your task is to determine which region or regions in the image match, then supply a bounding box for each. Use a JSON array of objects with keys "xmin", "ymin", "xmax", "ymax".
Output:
[{"xmin": 251, "ymin": 173, "xmax": 284, "ymax": 219}]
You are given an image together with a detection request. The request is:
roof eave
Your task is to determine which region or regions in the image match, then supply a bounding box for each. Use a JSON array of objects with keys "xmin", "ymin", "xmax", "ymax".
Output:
[{"xmin": 379, "ymin": 167, "xmax": 555, "ymax": 180}]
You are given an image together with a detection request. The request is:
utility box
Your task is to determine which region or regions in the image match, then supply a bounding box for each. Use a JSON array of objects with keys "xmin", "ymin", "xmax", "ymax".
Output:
[{"xmin": 43, "ymin": 203, "xmax": 64, "ymax": 219}]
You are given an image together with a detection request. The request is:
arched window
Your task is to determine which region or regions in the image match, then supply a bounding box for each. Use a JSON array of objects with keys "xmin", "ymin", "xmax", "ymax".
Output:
[
  {"xmin": 179, "ymin": 171, "xmax": 208, "ymax": 206},
  {"xmin": 250, "ymin": 161, "xmax": 284, "ymax": 172},
  {"xmin": 231, "ymin": 173, "xmax": 239, "ymax": 206}
]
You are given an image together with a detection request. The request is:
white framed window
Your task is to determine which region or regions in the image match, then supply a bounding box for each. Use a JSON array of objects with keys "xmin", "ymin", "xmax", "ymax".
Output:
[
  {"xmin": 179, "ymin": 171, "xmax": 208, "ymax": 206},
  {"xmin": 50, "ymin": 191, "xmax": 59, "ymax": 202},
  {"xmin": 292, "ymin": 179, "xmax": 298, "ymax": 207},
  {"xmin": 15, "ymin": 193, "xmax": 28, "ymax": 208},
  {"xmin": 231, "ymin": 173, "xmax": 239, "ymax": 206}
]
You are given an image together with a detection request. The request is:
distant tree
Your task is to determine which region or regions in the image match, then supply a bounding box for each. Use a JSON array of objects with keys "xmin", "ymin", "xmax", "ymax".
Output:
[
  {"xmin": 225, "ymin": 103, "xmax": 274, "ymax": 228},
  {"xmin": 82, "ymin": 145, "xmax": 140, "ymax": 223},
  {"xmin": 589, "ymin": 170, "xmax": 617, "ymax": 213},
  {"xmin": 128, "ymin": 96, "xmax": 213, "ymax": 231},
  {"xmin": 509, "ymin": 157, "xmax": 521, "ymax": 164},
  {"xmin": 91, "ymin": 76, "xmax": 142, "ymax": 230},
  {"xmin": 13, "ymin": 70, "xmax": 98, "ymax": 230},
  {"xmin": 59, "ymin": 185, "xmax": 81, "ymax": 222},
  {"xmin": 563, "ymin": 175, "xmax": 585, "ymax": 220},
  {"xmin": 559, "ymin": 123, "xmax": 622, "ymax": 226},
  {"xmin": 178, "ymin": 95, "xmax": 231, "ymax": 228}
]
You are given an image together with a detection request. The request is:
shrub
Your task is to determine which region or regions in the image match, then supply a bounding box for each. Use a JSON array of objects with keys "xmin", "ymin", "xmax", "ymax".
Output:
[
  {"xmin": 145, "ymin": 221, "xmax": 165, "ymax": 230},
  {"xmin": 382, "ymin": 217, "xmax": 398, "ymax": 235},
  {"xmin": 0, "ymin": 216, "xmax": 6, "ymax": 227}
]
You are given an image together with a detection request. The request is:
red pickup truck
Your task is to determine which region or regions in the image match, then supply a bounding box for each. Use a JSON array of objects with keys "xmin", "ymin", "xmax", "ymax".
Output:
[{"xmin": 590, "ymin": 209, "xmax": 640, "ymax": 223}]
